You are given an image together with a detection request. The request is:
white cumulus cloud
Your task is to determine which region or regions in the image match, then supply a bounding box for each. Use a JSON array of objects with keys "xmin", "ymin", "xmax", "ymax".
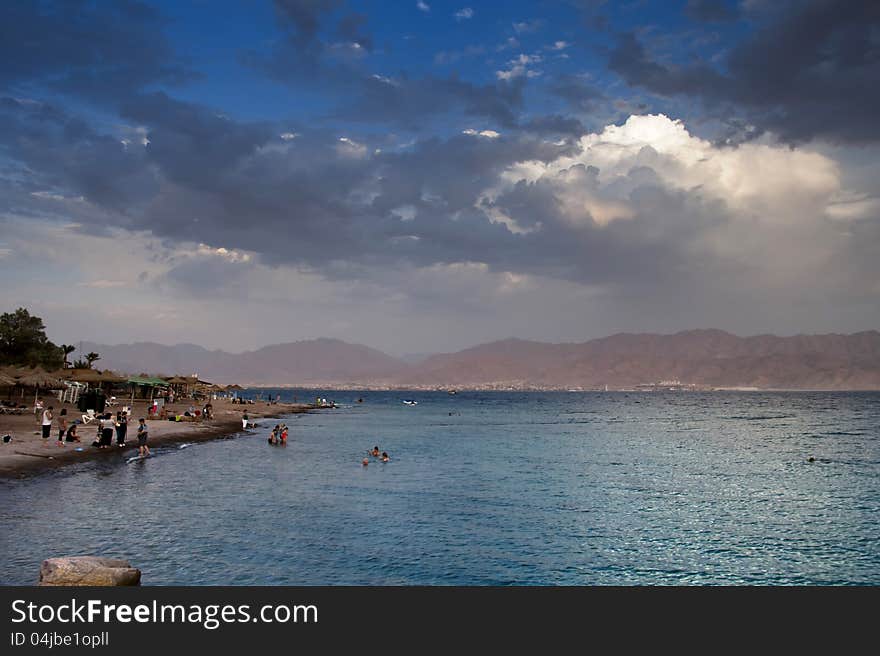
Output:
[
  {"xmin": 462, "ymin": 129, "xmax": 501, "ymax": 139},
  {"xmin": 496, "ymin": 53, "xmax": 542, "ymax": 81}
]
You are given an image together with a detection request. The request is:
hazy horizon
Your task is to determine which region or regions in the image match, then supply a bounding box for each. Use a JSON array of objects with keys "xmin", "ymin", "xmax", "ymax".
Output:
[
  {"xmin": 2, "ymin": 1, "xmax": 878, "ymax": 355},
  {"xmin": 67, "ymin": 326, "xmax": 880, "ymax": 360}
]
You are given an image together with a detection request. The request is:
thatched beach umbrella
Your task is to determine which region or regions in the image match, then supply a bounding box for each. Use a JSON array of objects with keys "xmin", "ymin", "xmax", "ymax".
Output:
[
  {"xmin": 97, "ymin": 371, "xmax": 126, "ymax": 385},
  {"xmin": 0, "ymin": 367, "xmax": 24, "ymax": 399},
  {"xmin": 64, "ymin": 368, "xmax": 104, "ymax": 384},
  {"xmin": 17, "ymin": 368, "xmax": 64, "ymax": 403}
]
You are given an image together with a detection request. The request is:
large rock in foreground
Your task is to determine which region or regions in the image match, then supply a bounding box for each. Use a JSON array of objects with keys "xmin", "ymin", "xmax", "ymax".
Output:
[{"xmin": 39, "ymin": 556, "xmax": 141, "ymax": 586}]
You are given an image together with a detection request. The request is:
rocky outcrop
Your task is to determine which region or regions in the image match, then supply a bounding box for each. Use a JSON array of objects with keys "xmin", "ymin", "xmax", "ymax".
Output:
[{"xmin": 38, "ymin": 556, "xmax": 141, "ymax": 586}]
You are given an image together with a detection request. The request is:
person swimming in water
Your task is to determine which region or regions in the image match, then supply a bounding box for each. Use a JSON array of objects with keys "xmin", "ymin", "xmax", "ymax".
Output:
[
  {"xmin": 280, "ymin": 425, "xmax": 288, "ymax": 444},
  {"xmin": 370, "ymin": 446, "xmax": 380, "ymax": 457},
  {"xmin": 268, "ymin": 425, "xmax": 279, "ymax": 445},
  {"xmin": 381, "ymin": 451, "xmax": 390, "ymax": 463},
  {"xmin": 362, "ymin": 458, "xmax": 369, "ymax": 466}
]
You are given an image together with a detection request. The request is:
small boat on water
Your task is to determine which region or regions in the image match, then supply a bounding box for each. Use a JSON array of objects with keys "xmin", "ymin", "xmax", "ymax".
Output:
[
  {"xmin": 402, "ymin": 400, "xmax": 418, "ymax": 405},
  {"xmin": 448, "ymin": 389, "xmax": 457, "ymax": 395}
]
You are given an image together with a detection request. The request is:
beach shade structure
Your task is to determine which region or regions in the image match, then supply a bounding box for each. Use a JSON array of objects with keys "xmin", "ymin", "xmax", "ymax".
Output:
[
  {"xmin": 0, "ymin": 366, "xmax": 26, "ymax": 380},
  {"xmin": 97, "ymin": 371, "xmax": 127, "ymax": 385},
  {"xmin": 16, "ymin": 368, "xmax": 64, "ymax": 403},
  {"xmin": 62, "ymin": 368, "xmax": 104, "ymax": 384},
  {"xmin": 127, "ymin": 375, "xmax": 170, "ymax": 403},
  {"xmin": 65, "ymin": 368, "xmax": 127, "ymax": 384},
  {"xmin": 224, "ymin": 383, "xmax": 242, "ymax": 398},
  {"xmin": 0, "ymin": 367, "xmax": 25, "ymax": 399},
  {"xmin": 0, "ymin": 371, "xmax": 18, "ymax": 401},
  {"xmin": 62, "ymin": 370, "xmax": 126, "ymax": 406},
  {"xmin": 164, "ymin": 375, "xmax": 197, "ymax": 398}
]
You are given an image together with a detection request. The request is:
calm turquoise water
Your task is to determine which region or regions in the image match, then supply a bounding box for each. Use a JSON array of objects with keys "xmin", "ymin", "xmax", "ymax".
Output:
[{"xmin": 1, "ymin": 391, "xmax": 879, "ymax": 585}]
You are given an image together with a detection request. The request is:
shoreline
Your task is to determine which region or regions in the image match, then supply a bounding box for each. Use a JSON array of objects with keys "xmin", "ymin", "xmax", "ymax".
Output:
[
  {"xmin": 244, "ymin": 385, "xmax": 880, "ymax": 392},
  {"xmin": 0, "ymin": 399, "xmax": 314, "ymax": 481}
]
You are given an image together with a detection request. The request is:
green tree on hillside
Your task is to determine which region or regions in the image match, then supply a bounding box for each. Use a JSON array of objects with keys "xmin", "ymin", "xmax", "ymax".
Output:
[
  {"xmin": 85, "ymin": 352, "xmax": 101, "ymax": 369},
  {"xmin": 0, "ymin": 308, "xmax": 64, "ymax": 369}
]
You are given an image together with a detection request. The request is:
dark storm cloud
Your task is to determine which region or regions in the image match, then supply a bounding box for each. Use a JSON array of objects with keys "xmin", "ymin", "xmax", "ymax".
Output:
[
  {"xmin": 482, "ymin": 162, "xmax": 728, "ymax": 285},
  {"xmin": 6, "ymin": 84, "xmax": 697, "ymax": 290},
  {"xmin": 609, "ymin": 33, "xmax": 724, "ymax": 98},
  {"xmin": 549, "ymin": 75, "xmax": 606, "ymax": 112},
  {"xmin": 517, "ymin": 115, "xmax": 588, "ymax": 140},
  {"xmin": 0, "ymin": 86, "xmax": 536, "ymax": 276},
  {"xmin": 161, "ymin": 253, "xmax": 257, "ymax": 294},
  {"xmin": 609, "ymin": 0, "xmax": 880, "ymax": 143},
  {"xmin": 118, "ymin": 92, "xmax": 277, "ymax": 192},
  {"xmin": 0, "ymin": 97, "xmax": 157, "ymax": 216},
  {"xmin": 0, "ymin": 0, "xmax": 193, "ymax": 100},
  {"xmin": 369, "ymin": 134, "xmax": 577, "ymax": 216},
  {"xmin": 2, "ymin": 74, "xmax": 800, "ymax": 306}
]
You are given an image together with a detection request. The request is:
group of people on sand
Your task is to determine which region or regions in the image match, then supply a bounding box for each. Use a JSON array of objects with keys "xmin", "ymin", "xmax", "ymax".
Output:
[
  {"xmin": 362, "ymin": 445, "xmax": 390, "ymax": 466},
  {"xmin": 32, "ymin": 398, "xmax": 149, "ymax": 457},
  {"xmin": 37, "ymin": 403, "xmax": 78, "ymax": 446},
  {"xmin": 268, "ymin": 424, "xmax": 288, "ymax": 445},
  {"xmin": 90, "ymin": 413, "xmax": 150, "ymax": 457}
]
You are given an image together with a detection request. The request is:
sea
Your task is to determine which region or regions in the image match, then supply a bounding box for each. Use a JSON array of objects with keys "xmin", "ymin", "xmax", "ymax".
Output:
[{"xmin": 1, "ymin": 390, "xmax": 878, "ymax": 585}]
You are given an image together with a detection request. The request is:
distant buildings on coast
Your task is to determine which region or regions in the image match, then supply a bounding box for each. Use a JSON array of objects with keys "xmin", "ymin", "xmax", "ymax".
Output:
[{"xmin": 268, "ymin": 380, "xmax": 762, "ymax": 392}]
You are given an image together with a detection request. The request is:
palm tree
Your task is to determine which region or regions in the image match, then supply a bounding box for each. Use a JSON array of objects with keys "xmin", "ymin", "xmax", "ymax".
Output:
[
  {"xmin": 60, "ymin": 344, "xmax": 76, "ymax": 369},
  {"xmin": 85, "ymin": 352, "xmax": 101, "ymax": 369}
]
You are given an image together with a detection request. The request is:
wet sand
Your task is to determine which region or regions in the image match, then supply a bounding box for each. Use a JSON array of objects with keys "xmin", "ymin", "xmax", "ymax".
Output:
[{"xmin": 0, "ymin": 398, "xmax": 312, "ymax": 479}]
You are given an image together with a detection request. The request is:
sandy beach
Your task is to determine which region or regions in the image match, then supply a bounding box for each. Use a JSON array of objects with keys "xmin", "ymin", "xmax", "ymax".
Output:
[{"xmin": 0, "ymin": 397, "xmax": 312, "ymax": 479}]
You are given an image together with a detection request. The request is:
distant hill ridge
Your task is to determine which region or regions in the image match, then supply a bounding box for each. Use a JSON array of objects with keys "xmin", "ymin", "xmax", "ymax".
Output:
[{"xmin": 73, "ymin": 329, "xmax": 880, "ymax": 389}]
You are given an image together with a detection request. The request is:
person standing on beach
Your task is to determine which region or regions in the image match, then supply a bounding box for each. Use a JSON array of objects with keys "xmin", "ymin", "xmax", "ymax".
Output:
[
  {"xmin": 40, "ymin": 405, "xmax": 53, "ymax": 445},
  {"xmin": 56, "ymin": 408, "xmax": 67, "ymax": 446},
  {"xmin": 242, "ymin": 412, "xmax": 249, "ymax": 429},
  {"xmin": 115, "ymin": 411, "xmax": 127, "ymax": 447},
  {"xmin": 34, "ymin": 397, "xmax": 44, "ymax": 425},
  {"xmin": 99, "ymin": 413, "xmax": 114, "ymax": 448},
  {"xmin": 137, "ymin": 418, "xmax": 150, "ymax": 457}
]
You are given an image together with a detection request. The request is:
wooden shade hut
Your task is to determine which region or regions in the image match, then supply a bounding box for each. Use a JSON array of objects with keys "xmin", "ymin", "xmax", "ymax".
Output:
[
  {"xmin": 62, "ymin": 368, "xmax": 126, "ymax": 394},
  {"xmin": 164, "ymin": 375, "xmax": 196, "ymax": 399},
  {"xmin": 127, "ymin": 375, "xmax": 170, "ymax": 403}
]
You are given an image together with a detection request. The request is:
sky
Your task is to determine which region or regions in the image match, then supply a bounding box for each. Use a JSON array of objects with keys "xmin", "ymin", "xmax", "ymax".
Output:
[{"xmin": 1, "ymin": 0, "xmax": 879, "ymax": 355}]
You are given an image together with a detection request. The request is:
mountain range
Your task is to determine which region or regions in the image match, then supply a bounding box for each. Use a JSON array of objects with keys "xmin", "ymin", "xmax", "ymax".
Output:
[{"xmin": 71, "ymin": 329, "xmax": 880, "ymax": 390}]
